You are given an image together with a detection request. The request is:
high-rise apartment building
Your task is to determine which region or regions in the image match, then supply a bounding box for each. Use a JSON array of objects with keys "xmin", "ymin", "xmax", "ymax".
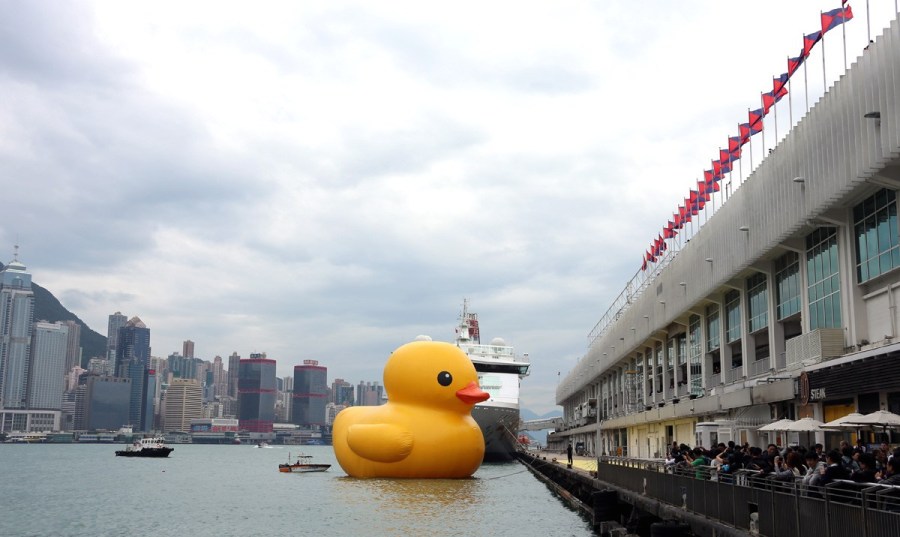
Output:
[
  {"xmin": 292, "ymin": 360, "xmax": 327, "ymax": 427},
  {"xmin": 182, "ymin": 340, "xmax": 195, "ymax": 359},
  {"xmin": 238, "ymin": 354, "xmax": 276, "ymax": 433},
  {"xmin": 161, "ymin": 378, "xmax": 202, "ymax": 433},
  {"xmin": 27, "ymin": 321, "xmax": 69, "ymax": 410},
  {"xmin": 61, "ymin": 320, "xmax": 81, "ymax": 371},
  {"xmin": 0, "ymin": 253, "xmax": 35, "ymax": 410},
  {"xmin": 227, "ymin": 352, "xmax": 240, "ymax": 398},
  {"xmin": 106, "ymin": 312, "xmax": 127, "ymax": 362},
  {"xmin": 356, "ymin": 381, "xmax": 384, "ymax": 406},
  {"xmin": 212, "ymin": 355, "xmax": 226, "ymax": 398},
  {"xmin": 331, "ymin": 378, "xmax": 354, "ymax": 405}
]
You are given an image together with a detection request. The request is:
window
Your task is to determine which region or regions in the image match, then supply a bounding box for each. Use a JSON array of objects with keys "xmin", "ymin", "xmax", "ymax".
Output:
[
  {"xmin": 806, "ymin": 227, "xmax": 842, "ymax": 330},
  {"xmin": 746, "ymin": 273, "xmax": 768, "ymax": 333},
  {"xmin": 689, "ymin": 315, "xmax": 702, "ymax": 395},
  {"xmin": 725, "ymin": 290, "xmax": 741, "ymax": 343},
  {"xmin": 706, "ymin": 305, "xmax": 720, "ymax": 351},
  {"xmin": 775, "ymin": 251, "xmax": 801, "ymax": 320},
  {"xmin": 655, "ymin": 343, "xmax": 663, "ymax": 393},
  {"xmin": 854, "ymin": 188, "xmax": 899, "ymax": 283}
]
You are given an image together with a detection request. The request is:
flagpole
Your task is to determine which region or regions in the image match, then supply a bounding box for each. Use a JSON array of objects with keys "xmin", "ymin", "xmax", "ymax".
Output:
[
  {"xmin": 821, "ymin": 12, "xmax": 828, "ymax": 92},
  {"xmin": 787, "ymin": 71, "xmax": 794, "ymax": 128},
  {"xmin": 867, "ymin": 0, "xmax": 872, "ymax": 43},
  {"xmin": 773, "ymin": 93, "xmax": 779, "ymax": 144},
  {"xmin": 803, "ymin": 40, "xmax": 809, "ymax": 113},
  {"xmin": 759, "ymin": 94, "xmax": 766, "ymax": 158},
  {"xmin": 842, "ymin": 5, "xmax": 848, "ymax": 71},
  {"xmin": 747, "ymin": 109, "xmax": 754, "ymax": 173}
]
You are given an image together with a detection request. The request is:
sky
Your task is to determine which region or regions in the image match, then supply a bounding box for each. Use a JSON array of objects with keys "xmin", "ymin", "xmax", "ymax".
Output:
[{"xmin": 2, "ymin": 1, "xmax": 897, "ymax": 415}]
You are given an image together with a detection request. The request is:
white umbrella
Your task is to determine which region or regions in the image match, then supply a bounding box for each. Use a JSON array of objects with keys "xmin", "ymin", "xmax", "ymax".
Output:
[
  {"xmin": 823, "ymin": 413, "xmax": 866, "ymax": 429},
  {"xmin": 846, "ymin": 410, "xmax": 900, "ymax": 428},
  {"xmin": 758, "ymin": 418, "xmax": 795, "ymax": 431},
  {"xmin": 778, "ymin": 417, "xmax": 827, "ymax": 448},
  {"xmin": 784, "ymin": 417, "xmax": 826, "ymax": 432}
]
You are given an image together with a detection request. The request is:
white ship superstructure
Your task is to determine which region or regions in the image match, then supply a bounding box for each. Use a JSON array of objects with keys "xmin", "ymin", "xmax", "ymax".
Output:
[{"xmin": 455, "ymin": 300, "xmax": 530, "ymax": 461}]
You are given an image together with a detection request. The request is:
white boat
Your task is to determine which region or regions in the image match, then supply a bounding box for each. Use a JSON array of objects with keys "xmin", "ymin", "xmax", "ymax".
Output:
[
  {"xmin": 278, "ymin": 452, "xmax": 330, "ymax": 473},
  {"xmin": 454, "ymin": 300, "xmax": 530, "ymax": 461}
]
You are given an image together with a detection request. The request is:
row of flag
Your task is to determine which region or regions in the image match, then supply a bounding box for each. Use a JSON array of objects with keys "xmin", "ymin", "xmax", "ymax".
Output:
[{"xmin": 641, "ymin": 2, "xmax": 854, "ymax": 272}]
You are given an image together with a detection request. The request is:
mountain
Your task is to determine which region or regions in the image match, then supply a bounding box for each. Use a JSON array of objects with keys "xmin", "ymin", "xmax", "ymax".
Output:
[{"xmin": 1, "ymin": 263, "xmax": 107, "ymax": 366}]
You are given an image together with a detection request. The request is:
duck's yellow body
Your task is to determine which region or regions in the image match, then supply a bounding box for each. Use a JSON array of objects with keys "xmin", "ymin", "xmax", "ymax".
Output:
[{"xmin": 332, "ymin": 340, "xmax": 490, "ymax": 478}]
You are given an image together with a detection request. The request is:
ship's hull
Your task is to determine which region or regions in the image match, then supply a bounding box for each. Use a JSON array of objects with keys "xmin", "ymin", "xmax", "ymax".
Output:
[
  {"xmin": 472, "ymin": 404, "xmax": 519, "ymax": 462},
  {"xmin": 115, "ymin": 447, "xmax": 174, "ymax": 458},
  {"xmin": 278, "ymin": 464, "xmax": 330, "ymax": 473}
]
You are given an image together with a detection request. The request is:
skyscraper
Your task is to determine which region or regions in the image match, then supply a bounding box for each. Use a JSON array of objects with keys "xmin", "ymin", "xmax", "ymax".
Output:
[
  {"xmin": 227, "ymin": 352, "xmax": 240, "ymax": 398},
  {"xmin": 212, "ymin": 355, "xmax": 226, "ymax": 398},
  {"xmin": 75, "ymin": 374, "xmax": 131, "ymax": 431},
  {"xmin": 238, "ymin": 354, "xmax": 275, "ymax": 434},
  {"xmin": 292, "ymin": 360, "xmax": 327, "ymax": 427},
  {"xmin": 331, "ymin": 378, "xmax": 354, "ymax": 406},
  {"xmin": 27, "ymin": 321, "xmax": 68, "ymax": 410},
  {"xmin": 61, "ymin": 320, "xmax": 81, "ymax": 371},
  {"xmin": 161, "ymin": 378, "xmax": 202, "ymax": 433},
  {"xmin": 182, "ymin": 340, "xmax": 195, "ymax": 359},
  {"xmin": 356, "ymin": 381, "xmax": 384, "ymax": 406},
  {"xmin": 0, "ymin": 252, "xmax": 35, "ymax": 410},
  {"xmin": 115, "ymin": 317, "xmax": 152, "ymax": 431},
  {"xmin": 106, "ymin": 312, "xmax": 127, "ymax": 363}
]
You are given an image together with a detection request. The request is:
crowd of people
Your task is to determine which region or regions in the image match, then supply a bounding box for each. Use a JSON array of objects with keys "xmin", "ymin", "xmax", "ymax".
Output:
[{"xmin": 666, "ymin": 439, "xmax": 900, "ymax": 487}]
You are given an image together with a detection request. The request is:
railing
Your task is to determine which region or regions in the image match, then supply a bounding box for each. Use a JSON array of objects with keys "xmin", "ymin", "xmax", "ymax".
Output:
[
  {"xmin": 749, "ymin": 357, "xmax": 771, "ymax": 377},
  {"xmin": 598, "ymin": 457, "xmax": 900, "ymax": 537}
]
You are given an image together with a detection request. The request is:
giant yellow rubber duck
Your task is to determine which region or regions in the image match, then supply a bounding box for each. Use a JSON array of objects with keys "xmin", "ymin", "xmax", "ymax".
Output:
[{"xmin": 333, "ymin": 339, "xmax": 490, "ymax": 478}]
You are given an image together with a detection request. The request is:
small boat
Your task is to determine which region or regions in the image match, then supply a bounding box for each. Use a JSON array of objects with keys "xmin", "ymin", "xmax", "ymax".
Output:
[
  {"xmin": 256, "ymin": 441, "xmax": 270, "ymax": 448},
  {"xmin": 278, "ymin": 452, "xmax": 330, "ymax": 473},
  {"xmin": 115, "ymin": 437, "xmax": 174, "ymax": 458}
]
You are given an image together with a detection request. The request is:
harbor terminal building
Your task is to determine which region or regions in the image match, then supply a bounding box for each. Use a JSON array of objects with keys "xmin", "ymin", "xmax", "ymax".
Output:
[{"xmin": 555, "ymin": 17, "xmax": 900, "ymax": 459}]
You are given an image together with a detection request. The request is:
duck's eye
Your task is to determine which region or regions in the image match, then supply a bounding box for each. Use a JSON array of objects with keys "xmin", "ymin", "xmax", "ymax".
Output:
[{"xmin": 437, "ymin": 371, "xmax": 453, "ymax": 386}]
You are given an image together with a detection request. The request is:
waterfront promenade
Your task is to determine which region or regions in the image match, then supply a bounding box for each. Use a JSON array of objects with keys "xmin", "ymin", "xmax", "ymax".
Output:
[{"xmin": 519, "ymin": 450, "xmax": 900, "ymax": 537}]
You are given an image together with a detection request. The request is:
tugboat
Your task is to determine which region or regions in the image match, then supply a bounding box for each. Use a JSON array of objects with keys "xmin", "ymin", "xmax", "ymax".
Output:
[
  {"xmin": 115, "ymin": 437, "xmax": 174, "ymax": 458},
  {"xmin": 278, "ymin": 452, "xmax": 330, "ymax": 473}
]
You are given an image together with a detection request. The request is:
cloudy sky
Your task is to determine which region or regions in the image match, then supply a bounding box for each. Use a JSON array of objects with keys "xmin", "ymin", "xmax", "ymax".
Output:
[{"xmin": 2, "ymin": 1, "xmax": 896, "ymax": 414}]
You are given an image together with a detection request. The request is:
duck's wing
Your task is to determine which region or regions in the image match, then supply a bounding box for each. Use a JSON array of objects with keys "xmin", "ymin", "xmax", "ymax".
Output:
[{"xmin": 346, "ymin": 424, "xmax": 414, "ymax": 463}]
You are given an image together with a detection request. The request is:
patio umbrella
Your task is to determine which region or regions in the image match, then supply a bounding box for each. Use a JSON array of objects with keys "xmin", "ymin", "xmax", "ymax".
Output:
[
  {"xmin": 784, "ymin": 417, "xmax": 826, "ymax": 432},
  {"xmin": 823, "ymin": 413, "xmax": 866, "ymax": 429},
  {"xmin": 846, "ymin": 410, "xmax": 900, "ymax": 428},
  {"xmin": 758, "ymin": 418, "xmax": 795, "ymax": 431},
  {"xmin": 844, "ymin": 410, "xmax": 900, "ymax": 443},
  {"xmin": 758, "ymin": 418, "xmax": 796, "ymax": 431},
  {"xmin": 783, "ymin": 417, "xmax": 826, "ymax": 448}
]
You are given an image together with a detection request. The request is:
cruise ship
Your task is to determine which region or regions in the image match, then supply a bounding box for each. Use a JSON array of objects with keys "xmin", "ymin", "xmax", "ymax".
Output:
[{"xmin": 454, "ymin": 300, "xmax": 530, "ymax": 461}]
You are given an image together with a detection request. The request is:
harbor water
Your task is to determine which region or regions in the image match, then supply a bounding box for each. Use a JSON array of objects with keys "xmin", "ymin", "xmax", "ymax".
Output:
[{"xmin": 0, "ymin": 444, "xmax": 595, "ymax": 536}]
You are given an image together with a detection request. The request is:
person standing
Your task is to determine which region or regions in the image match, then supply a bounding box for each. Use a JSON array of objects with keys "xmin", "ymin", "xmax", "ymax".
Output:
[{"xmin": 567, "ymin": 442, "xmax": 574, "ymax": 466}]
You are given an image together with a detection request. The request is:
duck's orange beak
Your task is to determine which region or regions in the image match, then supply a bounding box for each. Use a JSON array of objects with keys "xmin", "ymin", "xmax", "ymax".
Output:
[{"xmin": 456, "ymin": 381, "xmax": 490, "ymax": 405}]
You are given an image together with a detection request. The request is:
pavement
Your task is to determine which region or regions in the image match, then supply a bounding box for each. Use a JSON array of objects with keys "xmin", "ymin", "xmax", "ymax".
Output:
[{"xmin": 528, "ymin": 450, "xmax": 599, "ymax": 474}]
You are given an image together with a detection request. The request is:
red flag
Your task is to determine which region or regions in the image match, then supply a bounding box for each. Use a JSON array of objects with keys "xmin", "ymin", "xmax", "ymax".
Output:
[
  {"xmin": 773, "ymin": 73, "xmax": 789, "ymax": 95},
  {"xmin": 788, "ymin": 55, "xmax": 804, "ymax": 77},
  {"xmin": 749, "ymin": 108, "xmax": 764, "ymax": 127},
  {"xmin": 822, "ymin": 6, "xmax": 853, "ymax": 34},
  {"xmin": 803, "ymin": 31, "xmax": 822, "ymax": 59}
]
